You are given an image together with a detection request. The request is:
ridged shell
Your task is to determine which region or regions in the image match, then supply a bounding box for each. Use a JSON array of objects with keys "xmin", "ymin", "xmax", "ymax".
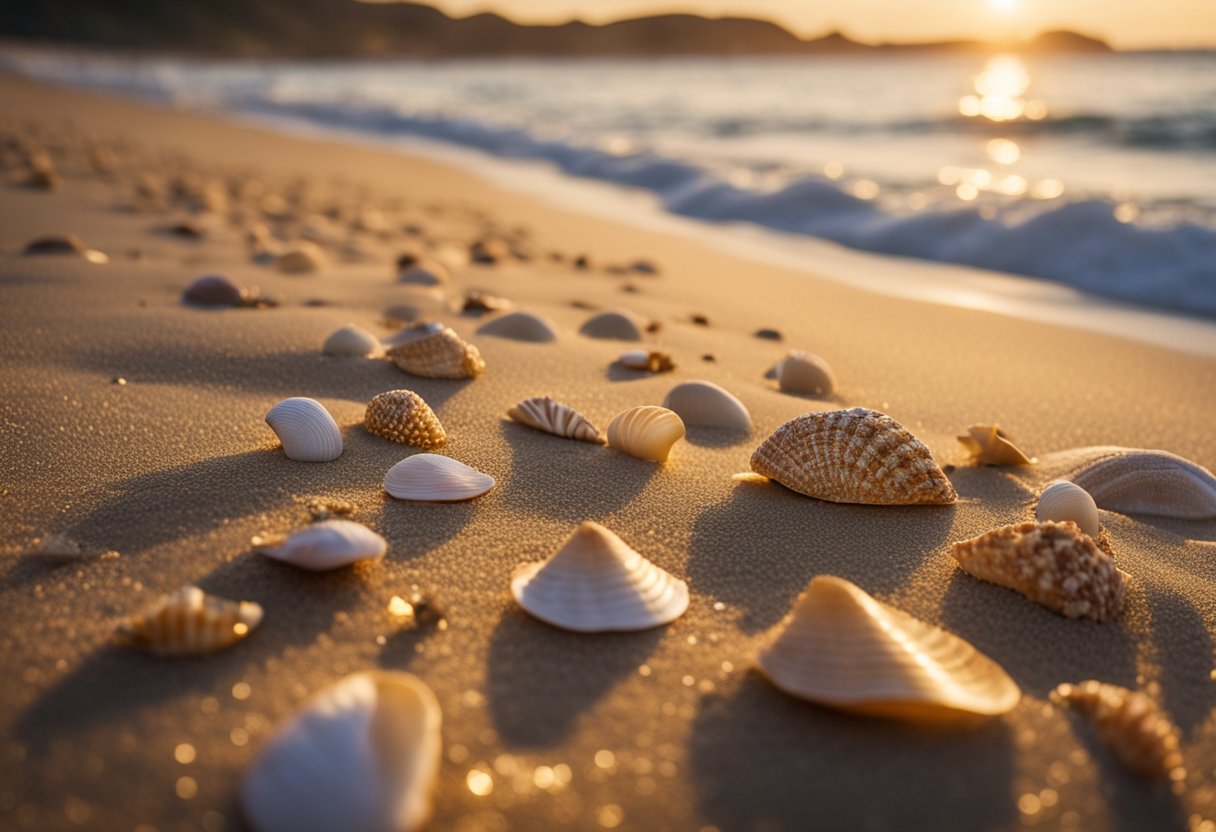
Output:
[
  {"xmin": 777, "ymin": 350, "xmax": 836, "ymax": 397},
  {"xmin": 1036, "ymin": 481, "xmax": 1100, "ymax": 537},
  {"xmin": 578, "ymin": 310, "xmax": 643, "ymax": 341},
  {"xmin": 257, "ymin": 520, "xmax": 387, "ymax": 571},
  {"xmin": 387, "ymin": 327, "xmax": 485, "ymax": 379},
  {"xmin": 383, "ymin": 454, "xmax": 495, "ymax": 502},
  {"xmin": 241, "ymin": 671, "xmax": 441, "ymax": 832},
  {"xmin": 957, "ymin": 424, "xmax": 1033, "ymax": 466},
  {"xmin": 476, "ymin": 311, "xmax": 558, "ymax": 343},
  {"xmin": 606, "ymin": 406, "xmax": 685, "ymax": 463},
  {"xmin": 662, "ymin": 380, "xmax": 751, "ymax": 432},
  {"xmin": 511, "ymin": 522, "xmax": 689, "ymax": 632},
  {"xmin": 507, "ymin": 397, "xmax": 605, "ymax": 444},
  {"xmin": 265, "ymin": 398, "xmax": 343, "ymax": 463},
  {"xmin": 750, "ymin": 408, "xmax": 957, "ymax": 505},
  {"xmin": 1053, "ymin": 681, "xmax": 1184, "ymax": 779},
  {"xmin": 398, "ymin": 261, "xmax": 449, "ymax": 287},
  {"xmin": 618, "ymin": 350, "xmax": 674, "ymax": 373},
  {"xmin": 1068, "ymin": 448, "xmax": 1216, "ymax": 519},
  {"xmin": 183, "ymin": 274, "xmax": 250, "ymax": 307},
  {"xmin": 276, "ymin": 242, "xmax": 326, "ymax": 274},
  {"xmin": 951, "ymin": 521, "xmax": 1125, "ymax": 621},
  {"xmin": 322, "ymin": 325, "xmax": 382, "ymax": 358},
  {"xmin": 118, "ymin": 586, "xmax": 263, "ymax": 656},
  {"xmin": 756, "ymin": 576, "xmax": 1020, "ymax": 720},
  {"xmin": 364, "ymin": 390, "xmax": 446, "ymax": 448}
]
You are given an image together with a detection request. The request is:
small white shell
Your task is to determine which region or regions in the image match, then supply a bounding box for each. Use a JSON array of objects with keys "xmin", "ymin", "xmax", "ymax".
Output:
[
  {"xmin": 606, "ymin": 406, "xmax": 685, "ymax": 463},
  {"xmin": 323, "ymin": 325, "xmax": 382, "ymax": 358},
  {"xmin": 257, "ymin": 520, "xmax": 387, "ymax": 571},
  {"xmin": 398, "ymin": 261, "xmax": 449, "ymax": 287},
  {"xmin": 265, "ymin": 398, "xmax": 343, "ymax": 462},
  {"xmin": 476, "ymin": 311, "xmax": 558, "ymax": 343},
  {"xmin": 384, "ymin": 454, "xmax": 495, "ymax": 502},
  {"xmin": 579, "ymin": 310, "xmax": 643, "ymax": 341},
  {"xmin": 1036, "ymin": 481, "xmax": 1100, "ymax": 537},
  {"xmin": 662, "ymin": 380, "xmax": 751, "ymax": 432},
  {"xmin": 777, "ymin": 350, "xmax": 836, "ymax": 396}
]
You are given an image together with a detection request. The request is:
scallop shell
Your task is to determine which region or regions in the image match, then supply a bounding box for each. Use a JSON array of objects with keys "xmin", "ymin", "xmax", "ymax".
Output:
[
  {"xmin": 1036, "ymin": 481, "xmax": 1100, "ymax": 537},
  {"xmin": 578, "ymin": 310, "xmax": 644, "ymax": 341},
  {"xmin": 618, "ymin": 350, "xmax": 674, "ymax": 373},
  {"xmin": 398, "ymin": 260, "xmax": 449, "ymax": 287},
  {"xmin": 276, "ymin": 242, "xmax": 326, "ymax": 274},
  {"xmin": 507, "ymin": 397, "xmax": 605, "ymax": 444},
  {"xmin": 750, "ymin": 408, "xmax": 957, "ymax": 505},
  {"xmin": 756, "ymin": 576, "xmax": 1020, "ymax": 720},
  {"xmin": 265, "ymin": 398, "xmax": 343, "ymax": 462},
  {"xmin": 476, "ymin": 311, "xmax": 558, "ymax": 343},
  {"xmin": 383, "ymin": 454, "xmax": 495, "ymax": 502},
  {"xmin": 951, "ymin": 521, "xmax": 1125, "ymax": 622},
  {"xmin": 957, "ymin": 424, "xmax": 1033, "ymax": 466},
  {"xmin": 662, "ymin": 380, "xmax": 751, "ymax": 433},
  {"xmin": 606, "ymin": 406, "xmax": 686, "ymax": 463},
  {"xmin": 777, "ymin": 350, "xmax": 836, "ymax": 397},
  {"xmin": 387, "ymin": 327, "xmax": 485, "ymax": 379},
  {"xmin": 1067, "ymin": 448, "xmax": 1216, "ymax": 519},
  {"xmin": 1053, "ymin": 681, "xmax": 1184, "ymax": 779},
  {"xmin": 183, "ymin": 274, "xmax": 250, "ymax": 307},
  {"xmin": 364, "ymin": 390, "xmax": 447, "ymax": 448},
  {"xmin": 511, "ymin": 521, "xmax": 689, "ymax": 632},
  {"xmin": 241, "ymin": 671, "xmax": 441, "ymax": 832},
  {"xmin": 117, "ymin": 586, "xmax": 263, "ymax": 656},
  {"xmin": 322, "ymin": 325, "xmax": 382, "ymax": 358},
  {"xmin": 257, "ymin": 520, "xmax": 387, "ymax": 571}
]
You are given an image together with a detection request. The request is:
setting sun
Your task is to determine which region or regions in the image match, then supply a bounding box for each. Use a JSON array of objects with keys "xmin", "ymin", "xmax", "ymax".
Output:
[{"xmin": 988, "ymin": 0, "xmax": 1019, "ymax": 12}]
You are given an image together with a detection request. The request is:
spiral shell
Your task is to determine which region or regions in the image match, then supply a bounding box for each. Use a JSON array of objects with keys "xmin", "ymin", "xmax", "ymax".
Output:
[
  {"xmin": 476, "ymin": 311, "xmax": 558, "ymax": 343},
  {"xmin": 117, "ymin": 586, "xmax": 263, "ymax": 656},
  {"xmin": 662, "ymin": 380, "xmax": 751, "ymax": 433},
  {"xmin": 387, "ymin": 327, "xmax": 485, "ymax": 379},
  {"xmin": 578, "ymin": 310, "xmax": 643, "ymax": 341},
  {"xmin": 957, "ymin": 424, "xmax": 1033, "ymax": 466},
  {"xmin": 1068, "ymin": 448, "xmax": 1216, "ymax": 520},
  {"xmin": 276, "ymin": 242, "xmax": 327, "ymax": 274},
  {"xmin": 364, "ymin": 390, "xmax": 447, "ymax": 448},
  {"xmin": 777, "ymin": 350, "xmax": 836, "ymax": 397},
  {"xmin": 383, "ymin": 454, "xmax": 495, "ymax": 502},
  {"xmin": 257, "ymin": 520, "xmax": 387, "ymax": 571},
  {"xmin": 1053, "ymin": 681, "xmax": 1184, "ymax": 779},
  {"xmin": 398, "ymin": 260, "xmax": 449, "ymax": 287},
  {"xmin": 606, "ymin": 406, "xmax": 686, "ymax": 463},
  {"xmin": 322, "ymin": 325, "xmax": 382, "ymax": 358},
  {"xmin": 1036, "ymin": 481, "xmax": 1100, "ymax": 537},
  {"xmin": 507, "ymin": 397, "xmax": 605, "ymax": 444},
  {"xmin": 265, "ymin": 398, "xmax": 343, "ymax": 462}
]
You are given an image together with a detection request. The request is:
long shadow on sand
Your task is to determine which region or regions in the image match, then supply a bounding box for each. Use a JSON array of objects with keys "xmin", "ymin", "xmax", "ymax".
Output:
[{"xmin": 1146, "ymin": 588, "xmax": 1215, "ymax": 738}]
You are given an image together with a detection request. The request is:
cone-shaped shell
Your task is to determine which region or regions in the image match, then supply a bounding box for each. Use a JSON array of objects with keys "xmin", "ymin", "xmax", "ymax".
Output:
[
  {"xmin": 511, "ymin": 522, "xmax": 689, "ymax": 632},
  {"xmin": 1036, "ymin": 481, "xmax": 1100, "ymax": 537},
  {"xmin": 258, "ymin": 521, "xmax": 387, "ymax": 571},
  {"xmin": 606, "ymin": 406, "xmax": 685, "ymax": 463},
  {"xmin": 756, "ymin": 576, "xmax": 1019, "ymax": 720},
  {"xmin": 118, "ymin": 586, "xmax": 263, "ymax": 657},
  {"xmin": 184, "ymin": 274, "xmax": 250, "ymax": 307},
  {"xmin": 957, "ymin": 424, "xmax": 1033, "ymax": 466},
  {"xmin": 398, "ymin": 261, "xmax": 449, "ymax": 287},
  {"xmin": 507, "ymin": 397, "xmax": 605, "ymax": 444},
  {"xmin": 1052, "ymin": 681, "xmax": 1184, "ymax": 779},
  {"xmin": 387, "ymin": 327, "xmax": 485, "ymax": 379},
  {"xmin": 276, "ymin": 242, "xmax": 326, "ymax": 274},
  {"xmin": 323, "ymin": 325, "xmax": 382, "ymax": 358},
  {"xmin": 384, "ymin": 454, "xmax": 495, "ymax": 501},
  {"xmin": 476, "ymin": 311, "xmax": 557, "ymax": 343},
  {"xmin": 579, "ymin": 310, "xmax": 643, "ymax": 341},
  {"xmin": 777, "ymin": 351, "xmax": 836, "ymax": 397},
  {"xmin": 265, "ymin": 398, "xmax": 343, "ymax": 462},
  {"xmin": 1068, "ymin": 448, "xmax": 1216, "ymax": 519},
  {"xmin": 662, "ymin": 380, "xmax": 751, "ymax": 432},
  {"xmin": 364, "ymin": 390, "xmax": 446, "ymax": 448},
  {"xmin": 750, "ymin": 408, "xmax": 956, "ymax": 505},
  {"xmin": 241, "ymin": 671, "xmax": 442, "ymax": 832}
]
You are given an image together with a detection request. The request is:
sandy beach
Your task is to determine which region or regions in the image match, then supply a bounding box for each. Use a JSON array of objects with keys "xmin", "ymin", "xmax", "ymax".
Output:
[{"xmin": 1, "ymin": 70, "xmax": 1214, "ymax": 831}]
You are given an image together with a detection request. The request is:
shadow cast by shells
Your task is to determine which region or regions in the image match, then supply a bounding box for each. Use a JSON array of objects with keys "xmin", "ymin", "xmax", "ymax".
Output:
[
  {"xmin": 604, "ymin": 364, "xmax": 660, "ymax": 383},
  {"xmin": 681, "ymin": 425, "xmax": 752, "ymax": 449},
  {"xmin": 946, "ymin": 465, "xmax": 1037, "ymax": 506},
  {"xmin": 1145, "ymin": 588, "xmax": 1215, "ymax": 739},
  {"xmin": 371, "ymin": 498, "xmax": 477, "ymax": 560}
]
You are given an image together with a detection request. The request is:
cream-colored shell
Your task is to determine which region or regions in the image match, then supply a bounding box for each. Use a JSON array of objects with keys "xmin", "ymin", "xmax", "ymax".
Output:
[
  {"xmin": 276, "ymin": 242, "xmax": 327, "ymax": 274},
  {"xmin": 1036, "ymin": 480, "xmax": 1100, "ymax": 537},
  {"xmin": 476, "ymin": 311, "xmax": 558, "ymax": 343},
  {"xmin": 323, "ymin": 325, "xmax": 382, "ymax": 358},
  {"xmin": 957, "ymin": 424, "xmax": 1033, "ymax": 466},
  {"xmin": 398, "ymin": 260, "xmax": 449, "ymax": 287},
  {"xmin": 662, "ymin": 380, "xmax": 751, "ymax": 432},
  {"xmin": 387, "ymin": 327, "xmax": 485, "ymax": 379},
  {"xmin": 777, "ymin": 350, "xmax": 836, "ymax": 396},
  {"xmin": 265, "ymin": 398, "xmax": 343, "ymax": 462},
  {"xmin": 118, "ymin": 586, "xmax": 263, "ymax": 657},
  {"xmin": 258, "ymin": 520, "xmax": 387, "ymax": 571},
  {"xmin": 578, "ymin": 310, "xmax": 643, "ymax": 341},
  {"xmin": 606, "ymin": 406, "xmax": 685, "ymax": 463},
  {"xmin": 1068, "ymin": 448, "xmax": 1216, "ymax": 519},
  {"xmin": 507, "ymin": 397, "xmax": 605, "ymax": 444},
  {"xmin": 383, "ymin": 454, "xmax": 495, "ymax": 502}
]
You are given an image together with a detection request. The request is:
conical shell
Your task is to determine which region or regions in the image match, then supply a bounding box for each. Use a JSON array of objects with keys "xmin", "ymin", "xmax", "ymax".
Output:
[
  {"xmin": 476, "ymin": 311, "xmax": 557, "ymax": 343},
  {"xmin": 183, "ymin": 274, "xmax": 250, "ymax": 307},
  {"xmin": 384, "ymin": 454, "xmax": 495, "ymax": 501},
  {"xmin": 276, "ymin": 242, "xmax": 327, "ymax": 274},
  {"xmin": 118, "ymin": 586, "xmax": 263, "ymax": 657},
  {"xmin": 387, "ymin": 327, "xmax": 485, "ymax": 379},
  {"xmin": 606, "ymin": 406, "xmax": 685, "ymax": 463},
  {"xmin": 1036, "ymin": 481, "xmax": 1100, "ymax": 537},
  {"xmin": 618, "ymin": 350, "xmax": 674, "ymax": 373},
  {"xmin": 957, "ymin": 424, "xmax": 1033, "ymax": 466},
  {"xmin": 398, "ymin": 260, "xmax": 449, "ymax": 287},
  {"xmin": 951, "ymin": 521, "xmax": 1125, "ymax": 621},
  {"xmin": 777, "ymin": 350, "xmax": 836, "ymax": 396},
  {"xmin": 241, "ymin": 671, "xmax": 441, "ymax": 832},
  {"xmin": 258, "ymin": 520, "xmax": 387, "ymax": 571},
  {"xmin": 662, "ymin": 380, "xmax": 751, "ymax": 432},
  {"xmin": 323, "ymin": 325, "xmax": 382, "ymax": 358},
  {"xmin": 750, "ymin": 408, "xmax": 956, "ymax": 505},
  {"xmin": 1068, "ymin": 448, "xmax": 1216, "ymax": 519},
  {"xmin": 364, "ymin": 390, "xmax": 446, "ymax": 448},
  {"xmin": 578, "ymin": 310, "xmax": 643, "ymax": 341},
  {"xmin": 507, "ymin": 397, "xmax": 605, "ymax": 444},
  {"xmin": 1053, "ymin": 681, "xmax": 1184, "ymax": 779},
  {"xmin": 265, "ymin": 398, "xmax": 343, "ymax": 462},
  {"xmin": 756, "ymin": 576, "xmax": 1019, "ymax": 720},
  {"xmin": 511, "ymin": 521, "xmax": 689, "ymax": 632}
]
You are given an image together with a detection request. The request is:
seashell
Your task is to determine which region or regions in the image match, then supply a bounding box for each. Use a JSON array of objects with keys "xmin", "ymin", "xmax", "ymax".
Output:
[
  {"xmin": 22, "ymin": 234, "xmax": 108, "ymax": 263},
  {"xmin": 951, "ymin": 521, "xmax": 1125, "ymax": 621},
  {"xmin": 511, "ymin": 521, "xmax": 689, "ymax": 632},
  {"xmin": 383, "ymin": 454, "xmax": 495, "ymax": 502},
  {"xmin": 756, "ymin": 576, "xmax": 1020, "ymax": 720},
  {"xmin": 398, "ymin": 260, "xmax": 449, "ymax": 287},
  {"xmin": 662, "ymin": 380, "xmax": 751, "ymax": 433},
  {"xmin": 118, "ymin": 586, "xmax": 263, "ymax": 656},
  {"xmin": 476, "ymin": 311, "xmax": 558, "ymax": 343},
  {"xmin": 578, "ymin": 310, "xmax": 643, "ymax": 341},
  {"xmin": 26, "ymin": 533, "xmax": 93, "ymax": 564},
  {"xmin": 1053, "ymin": 681, "xmax": 1184, "ymax": 779},
  {"xmin": 750, "ymin": 408, "xmax": 957, "ymax": 505},
  {"xmin": 777, "ymin": 350, "xmax": 836, "ymax": 397},
  {"xmin": 257, "ymin": 520, "xmax": 387, "ymax": 571},
  {"xmin": 957, "ymin": 424, "xmax": 1033, "ymax": 466},
  {"xmin": 364, "ymin": 390, "xmax": 446, "ymax": 448},
  {"xmin": 606, "ymin": 406, "xmax": 685, "ymax": 463},
  {"xmin": 461, "ymin": 291, "xmax": 512, "ymax": 316},
  {"xmin": 1036, "ymin": 481, "xmax": 1100, "ymax": 537},
  {"xmin": 241, "ymin": 671, "xmax": 441, "ymax": 832},
  {"xmin": 387, "ymin": 327, "xmax": 485, "ymax": 379},
  {"xmin": 382, "ymin": 304, "xmax": 422, "ymax": 327},
  {"xmin": 618, "ymin": 350, "xmax": 674, "ymax": 373},
  {"xmin": 276, "ymin": 242, "xmax": 327, "ymax": 274},
  {"xmin": 265, "ymin": 398, "xmax": 343, "ymax": 462},
  {"xmin": 182, "ymin": 274, "xmax": 251, "ymax": 307},
  {"xmin": 322, "ymin": 325, "xmax": 382, "ymax": 358},
  {"xmin": 507, "ymin": 396, "xmax": 605, "ymax": 444},
  {"xmin": 1067, "ymin": 448, "xmax": 1216, "ymax": 520}
]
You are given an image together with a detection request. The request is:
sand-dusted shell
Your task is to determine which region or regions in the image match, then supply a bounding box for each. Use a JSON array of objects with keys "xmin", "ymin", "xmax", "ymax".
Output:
[
  {"xmin": 365, "ymin": 390, "xmax": 446, "ymax": 448},
  {"xmin": 398, "ymin": 260, "xmax": 449, "ymax": 287},
  {"xmin": 951, "ymin": 521, "xmax": 1125, "ymax": 621},
  {"xmin": 118, "ymin": 586, "xmax": 263, "ymax": 656},
  {"xmin": 1053, "ymin": 681, "xmax": 1184, "ymax": 780},
  {"xmin": 241, "ymin": 671, "xmax": 441, "ymax": 832},
  {"xmin": 756, "ymin": 576, "xmax": 1019, "ymax": 720},
  {"xmin": 23, "ymin": 234, "xmax": 109, "ymax": 263},
  {"xmin": 958, "ymin": 424, "xmax": 1033, "ymax": 466},
  {"xmin": 606, "ymin": 406, "xmax": 685, "ymax": 463},
  {"xmin": 323, "ymin": 325, "xmax": 382, "ymax": 358},
  {"xmin": 618, "ymin": 350, "xmax": 674, "ymax": 373},
  {"xmin": 778, "ymin": 350, "xmax": 836, "ymax": 396},
  {"xmin": 257, "ymin": 520, "xmax": 387, "ymax": 571},
  {"xmin": 276, "ymin": 242, "xmax": 327, "ymax": 274},
  {"xmin": 383, "ymin": 454, "xmax": 495, "ymax": 501},
  {"xmin": 511, "ymin": 521, "xmax": 689, "ymax": 632},
  {"xmin": 1036, "ymin": 481, "xmax": 1100, "ymax": 537},
  {"xmin": 1067, "ymin": 448, "xmax": 1216, "ymax": 519},
  {"xmin": 265, "ymin": 398, "xmax": 343, "ymax": 462},
  {"xmin": 507, "ymin": 397, "xmax": 605, "ymax": 444},
  {"xmin": 183, "ymin": 274, "xmax": 250, "ymax": 307},
  {"xmin": 476, "ymin": 311, "xmax": 558, "ymax": 343},
  {"xmin": 750, "ymin": 408, "xmax": 956, "ymax": 505},
  {"xmin": 578, "ymin": 310, "xmax": 643, "ymax": 341},
  {"xmin": 387, "ymin": 327, "xmax": 485, "ymax": 379},
  {"xmin": 662, "ymin": 381, "xmax": 751, "ymax": 433}
]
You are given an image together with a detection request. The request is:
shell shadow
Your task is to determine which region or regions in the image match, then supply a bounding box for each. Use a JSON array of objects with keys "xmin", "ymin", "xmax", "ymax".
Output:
[
  {"xmin": 1145, "ymin": 589, "xmax": 1215, "ymax": 738},
  {"xmin": 604, "ymin": 364, "xmax": 662, "ymax": 383},
  {"xmin": 371, "ymin": 497, "xmax": 478, "ymax": 560},
  {"xmin": 946, "ymin": 465, "xmax": 1036, "ymax": 505},
  {"xmin": 681, "ymin": 425, "xmax": 752, "ymax": 449}
]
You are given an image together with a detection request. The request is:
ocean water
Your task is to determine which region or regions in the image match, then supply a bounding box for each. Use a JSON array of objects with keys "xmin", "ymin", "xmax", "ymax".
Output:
[{"xmin": 5, "ymin": 47, "xmax": 1216, "ymax": 316}]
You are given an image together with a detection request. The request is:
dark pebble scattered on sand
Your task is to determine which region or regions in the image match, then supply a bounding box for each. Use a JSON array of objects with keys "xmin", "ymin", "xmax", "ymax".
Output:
[
  {"xmin": 755, "ymin": 328, "xmax": 783, "ymax": 341},
  {"xmin": 573, "ymin": 254, "xmax": 591, "ymax": 270},
  {"xmin": 691, "ymin": 314, "xmax": 710, "ymax": 326},
  {"xmin": 702, "ymin": 354, "xmax": 716, "ymax": 362},
  {"xmin": 645, "ymin": 321, "xmax": 663, "ymax": 334}
]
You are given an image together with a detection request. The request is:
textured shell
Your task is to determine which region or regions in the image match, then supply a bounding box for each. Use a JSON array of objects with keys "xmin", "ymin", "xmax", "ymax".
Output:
[
  {"xmin": 276, "ymin": 242, "xmax": 326, "ymax": 274},
  {"xmin": 183, "ymin": 274, "xmax": 249, "ymax": 307},
  {"xmin": 662, "ymin": 380, "xmax": 751, "ymax": 432},
  {"xmin": 756, "ymin": 576, "xmax": 1019, "ymax": 720},
  {"xmin": 511, "ymin": 522, "xmax": 689, "ymax": 632},
  {"xmin": 578, "ymin": 310, "xmax": 643, "ymax": 341},
  {"xmin": 507, "ymin": 397, "xmax": 605, "ymax": 444},
  {"xmin": 118, "ymin": 586, "xmax": 263, "ymax": 657},
  {"xmin": 323, "ymin": 325, "xmax": 382, "ymax": 358},
  {"xmin": 241, "ymin": 671, "xmax": 442, "ymax": 832},
  {"xmin": 398, "ymin": 261, "xmax": 449, "ymax": 287},
  {"xmin": 618, "ymin": 350, "xmax": 674, "ymax": 373},
  {"xmin": 1068, "ymin": 448, "xmax": 1216, "ymax": 519},
  {"xmin": 957, "ymin": 424, "xmax": 1033, "ymax": 466},
  {"xmin": 258, "ymin": 521, "xmax": 387, "ymax": 571},
  {"xmin": 476, "ymin": 311, "xmax": 558, "ymax": 343},
  {"xmin": 951, "ymin": 521, "xmax": 1125, "ymax": 621},
  {"xmin": 777, "ymin": 351, "xmax": 836, "ymax": 397},
  {"xmin": 1053, "ymin": 681, "xmax": 1184, "ymax": 779},
  {"xmin": 384, "ymin": 454, "xmax": 495, "ymax": 502},
  {"xmin": 265, "ymin": 398, "xmax": 343, "ymax": 463},
  {"xmin": 364, "ymin": 390, "xmax": 446, "ymax": 448},
  {"xmin": 750, "ymin": 408, "xmax": 957, "ymax": 506},
  {"xmin": 606, "ymin": 406, "xmax": 686, "ymax": 463},
  {"xmin": 1036, "ymin": 481, "xmax": 1100, "ymax": 537},
  {"xmin": 387, "ymin": 327, "xmax": 485, "ymax": 379}
]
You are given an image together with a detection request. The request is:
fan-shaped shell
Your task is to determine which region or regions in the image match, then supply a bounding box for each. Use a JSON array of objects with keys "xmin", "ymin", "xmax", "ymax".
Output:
[
  {"xmin": 276, "ymin": 242, "xmax": 327, "ymax": 274},
  {"xmin": 364, "ymin": 390, "xmax": 447, "ymax": 448},
  {"xmin": 750, "ymin": 408, "xmax": 956, "ymax": 505},
  {"xmin": 777, "ymin": 350, "xmax": 836, "ymax": 396},
  {"xmin": 1052, "ymin": 681, "xmax": 1184, "ymax": 780},
  {"xmin": 618, "ymin": 350, "xmax": 674, "ymax": 373},
  {"xmin": 1068, "ymin": 448, "xmax": 1216, "ymax": 519},
  {"xmin": 398, "ymin": 261, "xmax": 449, "ymax": 287},
  {"xmin": 606, "ymin": 406, "xmax": 685, "ymax": 463},
  {"xmin": 507, "ymin": 397, "xmax": 605, "ymax": 444},
  {"xmin": 578, "ymin": 310, "xmax": 643, "ymax": 341},
  {"xmin": 258, "ymin": 520, "xmax": 387, "ymax": 571},
  {"xmin": 183, "ymin": 274, "xmax": 250, "ymax": 307},
  {"xmin": 662, "ymin": 381, "xmax": 751, "ymax": 432},
  {"xmin": 118, "ymin": 586, "xmax": 263, "ymax": 656},
  {"xmin": 241, "ymin": 671, "xmax": 441, "ymax": 832},
  {"xmin": 323, "ymin": 325, "xmax": 382, "ymax": 358},
  {"xmin": 957, "ymin": 424, "xmax": 1033, "ymax": 466},
  {"xmin": 756, "ymin": 576, "xmax": 1019, "ymax": 720},
  {"xmin": 1036, "ymin": 481, "xmax": 1100, "ymax": 537},
  {"xmin": 265, "ymin": 398, "xmax": 343, "ymax": 462},
  {"xmin": 384, "ymin": 454, "xmax": 495, "ymax": 501},
  {"xmin": 476, "ymin": 311, "xmax": 558, "ymax": 343},
  {"xmin": 511, "ymin": 521, "xmax": 689, "ymax": 632},
  {"xmin": 387, "ymin": 327, "xmax": 485, "ymax": 379}
]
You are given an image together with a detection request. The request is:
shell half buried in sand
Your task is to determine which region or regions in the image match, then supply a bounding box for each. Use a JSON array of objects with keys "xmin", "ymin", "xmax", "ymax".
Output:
[
  {"xmin": 755, "ymin": 576, "xmax": 1019, "ymax": 720},
  {"xmin": 476, "ymin": 310, "xmax": 558, "ymax": 343},
  {"xmin": 507, "ymin": 396, "xmax": 605, "ymax": 444},
  {"xmin": 1067, "ymin": 447, "xmax": 1216, "ymax": 519},
  {"xmin": 364, "ymin": 390, "xmax": 447, "ymax": 448},
  {"xmin": 398, "ymin": 260, "xmax": 449, "ymax": 287},
  {"xmin": 118, "ymin": 586, "xmax": 263, "ymax": 657},
  {"xmin": 241, "ymin": 671, "xmax": 442, "ymax": 832},
  {"xmin": 384, "ymin": 454, "xmax": 495, "ymax": 502},
  {"xmin": 618, "ymin": 350, "xmax": 674, "ymax": 373},
  {"xmin": 777, "ymin": 350, "xmax": 836, "ymax": 397},
  {"xmin": 607, "ymin": 405, "xmax": 686, "ymax": 462},
  {"xmin": 1036, "ymin": 480, "xmax": 1100, "ymax": 537},
  {"xmin": 387, "ymin": 327, "xmax": 485, "ymax": 379},
  {"xmin": 578, "ymin": 309, "xmax": 644, "ymax": 341},
  {"xmin": 322, "ymin": 324, "xmax": 382, "ymax": 358},
  {"xmin": 257, "ymin": 520, "xmax": 387, "ymax": 571},
  {"xmin": 662, "ymin": 380, "xmax": 751, "ymax": 433},
  {"xmin": 1052, "ymin": 680, "xmax": 1184, "ymax": 780},
  {"xmin": 957, "ymin": 424, "xmax": 1033, "ymax": 466},
  {"xmin": 750, "ymin": 408, "xmax": 956, "ymax": 505},
  {"xmin": 276, "ymin": 241, "xmax": 327, "ymax": 274},
  {"xmin": 265, "ymin": 397, "xmax": 343, "ymax": 462},
  {"xmin": 511, "ymin": 521, "xmax": 689, "ymax": 632}
]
